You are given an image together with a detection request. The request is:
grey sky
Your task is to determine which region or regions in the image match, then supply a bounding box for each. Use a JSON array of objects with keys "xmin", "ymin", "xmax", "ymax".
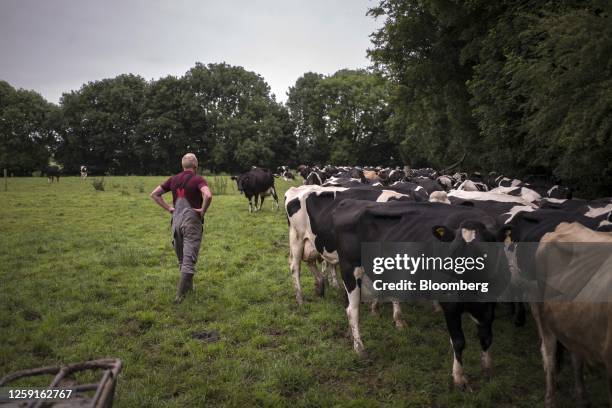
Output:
[{"xmin": 0, "ymin": 0, "xmax": 382, "ymax": 104}]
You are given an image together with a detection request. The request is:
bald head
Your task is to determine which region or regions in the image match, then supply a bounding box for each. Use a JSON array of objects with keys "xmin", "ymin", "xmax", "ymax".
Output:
[{"xmin": 182, "ymin": 153, "xmax": 198, "ymax": 170}]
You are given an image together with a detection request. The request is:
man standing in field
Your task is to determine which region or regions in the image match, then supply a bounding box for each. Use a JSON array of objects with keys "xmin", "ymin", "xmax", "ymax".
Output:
[{"xmin": 150, "ymin": 153, "xmax": 213, "ymax": 303}]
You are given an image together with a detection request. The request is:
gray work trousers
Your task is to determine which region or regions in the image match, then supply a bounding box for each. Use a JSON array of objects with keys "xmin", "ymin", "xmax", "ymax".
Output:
[{"xmin": 171, "ymin": 198, "xmax": 203, "ymax": 275}]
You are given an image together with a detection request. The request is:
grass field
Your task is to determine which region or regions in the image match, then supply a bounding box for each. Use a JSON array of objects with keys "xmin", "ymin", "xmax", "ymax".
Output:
[{"xmin": 0, "ymin": 176, "xmax": 609, "ymax": 407}]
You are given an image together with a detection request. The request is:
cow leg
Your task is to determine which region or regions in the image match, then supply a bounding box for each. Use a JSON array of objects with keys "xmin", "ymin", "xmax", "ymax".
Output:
[
  {"xmin": 323, "ymin": 260, "xmax": 340, "ymax": 289},
  {"xmin": 540, "ymin": 332, "xmax": 558, "ymax": 408},
  {"xmin": 258, "ymin": 195, "xmax": 265, "ymax": 211},
  {"xmin": 248, "ymin": 195, "xmax": 253, "ymax": 212},
  {"xmin": 514, "ymin": 302, "xmax": 526, "ymax": 327},
  {"xmin": 307, "ymin": 261, "xmax": 325, "ymax": 297},
  {"xmin": 271, "ymin": 187, "xmax": 279, "ymax": 210},
  {"xmin": 476, "ymin": 314, "xmax": 494, "ymax": 379},
  {"xmin": 370, "ymin": 299, "xmax": 379, "ymax": 315},
  {"xmin": 607, "ymin": 364, "xmax": 612, "ymax": 408},
  {"xmin": 288, "ymin": 227, "xmax": 304, "ymax": 305},
  {"xmin": 341, "ymin": 265, "xmax": 364, "ymax": 354},
  {"xmin": 571, "ymin": 353, "xmax": 588, "ymax": 407},
  {"xmin": 443, "ymin": 305, "xmax": 469, "ymax": 390},
  {"xmin": 346, "ymin": 284, "xmax": 364, "ymax": 354},
  {"xmin": 532, "ymin": 304, "xmax": 558, "ymax": 408},
  {"xmin": 392, "ymin": 301, "xmax": 406, "ymax": 328}
]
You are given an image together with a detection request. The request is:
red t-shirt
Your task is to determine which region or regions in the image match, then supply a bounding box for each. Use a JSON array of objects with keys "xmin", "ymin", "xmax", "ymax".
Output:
[{"xmin": 160, "ymin": 170, "xmax": 209, "ymax": 209}]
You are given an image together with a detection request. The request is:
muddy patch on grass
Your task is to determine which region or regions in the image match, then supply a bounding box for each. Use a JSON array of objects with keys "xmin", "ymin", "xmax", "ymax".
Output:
[{"xmin": 191, "ymin": 329, "xmax": 220, "ymax": 343}]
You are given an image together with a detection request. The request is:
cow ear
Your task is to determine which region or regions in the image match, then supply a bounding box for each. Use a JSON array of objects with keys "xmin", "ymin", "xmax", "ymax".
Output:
[
  {"xmin": 432, "ymin": 225, "xmax": 453, "ymax": 242},
  {"xmin": 498, "ymin": 225, "xmax": 513, "ymax": 243}
]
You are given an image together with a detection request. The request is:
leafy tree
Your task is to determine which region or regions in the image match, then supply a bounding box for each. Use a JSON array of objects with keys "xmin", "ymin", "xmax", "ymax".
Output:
[
  {"xmin": 368, "ymin": 0, "xmax": 612, "ymax": 196},
  {"xmin": 287, "ymin": 69, "xmax": 396, "ymax": 166},
  {"xmin": 0, "ymin": 81, "xmax": 59, "ymax": 175},
  {"xmin": 56, "ymin": 74, "xmax": 147, "ymax": 174}
]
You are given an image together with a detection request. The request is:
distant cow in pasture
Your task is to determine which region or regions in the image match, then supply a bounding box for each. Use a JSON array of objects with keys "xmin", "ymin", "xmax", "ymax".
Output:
[
  {"xmin": 277, "ymin": 166, "xmax": 295, "ymax": 181},
  {"xmin": 43, "ymin": 166, "xmax": 61, "ymax": 183},
  {"xmin": 80, "ymin": 165, "xmax": 106, "ymax": 177},
  {"xmin": 232, "ymin": 167, "xmax": 279, "ymax": 212}
]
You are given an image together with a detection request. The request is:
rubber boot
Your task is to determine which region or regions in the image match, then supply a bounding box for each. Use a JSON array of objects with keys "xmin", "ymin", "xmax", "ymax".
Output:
[{"xmin": 175, "ymin": 273, "xmax": 194, "ymax": 303}]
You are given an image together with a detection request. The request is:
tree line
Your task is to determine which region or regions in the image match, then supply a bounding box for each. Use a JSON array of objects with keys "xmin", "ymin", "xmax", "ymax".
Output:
[
  {"xmin": 1, "ymin": 64, "xmax": 397, "ymax": 176},
  {"xmin": 1, "ymin": 0, "xmax": 610, "ymax": 195},
  {"xmin": 367, "ymin": 0, "xmax": 611, "ymax": 197}
]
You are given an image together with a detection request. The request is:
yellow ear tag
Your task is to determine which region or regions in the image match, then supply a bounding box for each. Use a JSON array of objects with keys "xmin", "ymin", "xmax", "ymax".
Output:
[{"xmin": 436, "ymin": 227, "xmax": 445, "ymax": 237}]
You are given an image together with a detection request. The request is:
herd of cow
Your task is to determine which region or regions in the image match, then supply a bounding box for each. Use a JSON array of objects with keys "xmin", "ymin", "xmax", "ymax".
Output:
[{"xmin": 233, "ymin": 164, "xmax": 611, "ymax": 407}]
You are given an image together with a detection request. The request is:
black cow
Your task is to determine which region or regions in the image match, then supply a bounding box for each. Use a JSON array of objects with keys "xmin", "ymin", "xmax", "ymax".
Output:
[
  {"xmin": 43, "ymin": 166, "xmax": 61, "ymax": 183},
  {"xmin": 232, "ymin": 167, "xmax": 279, "ymax": 212},
  {"xmin": 332, "ymin": 200, "xmax": 510, "ymax": 389},
  {"xmin": 304, "ymin": 169, "xmax": 327, "ymax": 185},
  {"xmin": 409, "ymin": 177, "xmax": 444, "ymax": 194}
]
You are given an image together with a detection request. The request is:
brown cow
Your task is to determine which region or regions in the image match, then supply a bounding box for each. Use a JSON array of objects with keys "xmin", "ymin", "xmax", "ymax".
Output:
[
  {"xmin": 531, "ymin": 222, "xmax": 612, "ymax": 407},
  {"xmin": 362, "ymin": 169, "xmax": 380, "ymax": 183}
]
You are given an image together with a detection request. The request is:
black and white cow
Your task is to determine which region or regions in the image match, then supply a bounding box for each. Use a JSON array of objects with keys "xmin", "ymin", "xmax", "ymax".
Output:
[
  {"xmin": 410, "ymin": 177, "xmax": 444, "ymax": 195},
  {"xmin": 447, "ymin": 190, "xmax": 538, "ymax": 326},
  {"xmin": 545, "ymin": 185, "xmax": 572, "ymax": 199},
  {"xmin": 277, "ymin": 166, "xmax": 294, "ymax": 181},
  {"xmin": 332, "ymin": 200, "xmax": 511, "ymax": 389},
  {"xmin": 284, "ymin": 185, "xmax": 415, "ymax": 319},
  {"xmin": 456, "ymin": 179, "xmax": 489, "ymax": 192},
  {"xmin": 387, "ymin": 181, "xmax": 430, "ymax": 202},
  {"xmin": 80, "ymin": 165, "xmax": 88, "ymax": 179},
  {"xmin": 496, "ymin": 176, "xmax": 523, "ymax": 188},
  {"xmin": 232, "ymin": 167, "xmax": 279, "ymax": 212},
  {"xmin": 436, "ymin": 175, "xmax": 455, "ymax": 191},
  {"xmin": 489, "ymin": 186, "xmax": 542, "ymax": 204},
  {"xmin": 538, "ymin": 197, "xmax": 612, "ymax": 231},
  {"xmin": 304, "ymin": 168, "xmax": 328, "ymax": 186},
  {"xmin": 80, "ymin": 165, "xmax": 106, "ymax": 177},
  {"xmin": 504, "ymin": 208, "xmax": 604, "ymax": 289},
  {"xmin": 43, "ymin": 166, "xmax": 61, "ymax": 183}
]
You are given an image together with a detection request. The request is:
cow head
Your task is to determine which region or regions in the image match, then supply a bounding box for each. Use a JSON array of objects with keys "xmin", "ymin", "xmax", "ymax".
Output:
[
  {"xmin": 432, "ymin": 220, "xmax": 512, "ymax": 296},
  {"xmin": 231, "ymin": 175, "xmax": 244, "ymax": 193},
  {"xmin": 432, "ymin": 220, "xmax": 511, "ymax": 245}
]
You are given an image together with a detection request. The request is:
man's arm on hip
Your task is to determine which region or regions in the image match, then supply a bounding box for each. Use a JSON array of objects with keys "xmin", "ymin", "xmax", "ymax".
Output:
[{"xmin": 150, "ymin": 185, "xmax": 174, "ymax": 213}]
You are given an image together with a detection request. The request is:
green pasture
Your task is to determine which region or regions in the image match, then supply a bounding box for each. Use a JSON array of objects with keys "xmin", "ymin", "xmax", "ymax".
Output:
[{"xmin": 0, "ymin": 176, "xmax": 608, "ymax": 407}]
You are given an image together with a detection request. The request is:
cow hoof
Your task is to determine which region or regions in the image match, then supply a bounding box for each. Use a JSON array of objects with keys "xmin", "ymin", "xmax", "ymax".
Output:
[
  {"xmin": 455, "ymin": 381, "xmax": 472, "ymax": 393},
  {"xmin": 482, "ymin": 367, "xmax": 493, "ymax": 380},
  {"xmin": 394, "ymin": 319, "xmax": 407, "ymax": 329},
  {"xmin": 544, "ymin": 395, "xmax": 556, "ymax": 408},
  {"xmin": 370, "ymin": 303, "xmax": 379, "ymax": 316},
  {"xmin": 354, "ymin": 343, "xmax": 366, "ymax": 356}
]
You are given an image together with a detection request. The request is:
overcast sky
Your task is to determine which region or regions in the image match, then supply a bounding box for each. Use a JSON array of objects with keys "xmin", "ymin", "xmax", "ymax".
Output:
[{"xmin": 0, "ymin": 0, "xmax": 382, "ymax": 104}]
